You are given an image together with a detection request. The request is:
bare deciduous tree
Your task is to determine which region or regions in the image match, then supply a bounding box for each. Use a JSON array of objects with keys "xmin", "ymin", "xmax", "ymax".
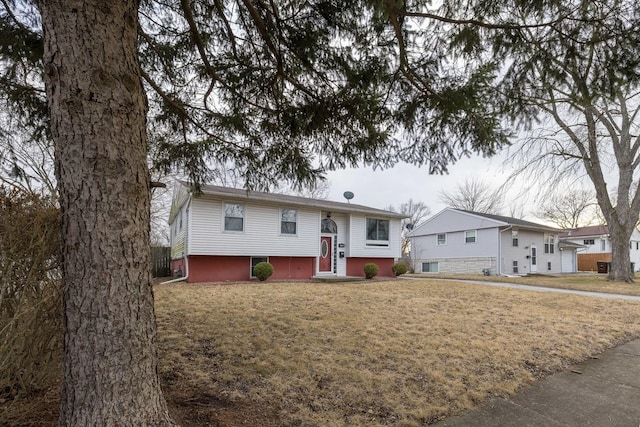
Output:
[
  {"xmin": 386, "ymin": 199, "xmax": 431, "ymax": 256},
  {"xmin": 439, "ymin": 178, "xmax": 503, "ymax": 214},
  {"xmin": 535, "ymin": 189, "xmax": 598, "ymax": 230}
]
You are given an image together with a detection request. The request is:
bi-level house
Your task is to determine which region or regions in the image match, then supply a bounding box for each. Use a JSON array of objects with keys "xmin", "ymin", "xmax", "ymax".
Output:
[
  {"xmin": 408, "ymin": 208, "xmax": 578, "ymax": 275},
  {"xmin": 168, "ymin": 182, "xmax": 406, "ymax": 282}
]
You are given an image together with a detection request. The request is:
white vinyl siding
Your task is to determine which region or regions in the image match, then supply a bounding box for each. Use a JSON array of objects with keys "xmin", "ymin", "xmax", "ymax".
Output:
[
  {"xmin": 170, "ymin": 204, "xmax": 189, "ymax": 260},
  {"xmin": 189, "ymin": 196, "xmax": 319, "ymax": 257}
]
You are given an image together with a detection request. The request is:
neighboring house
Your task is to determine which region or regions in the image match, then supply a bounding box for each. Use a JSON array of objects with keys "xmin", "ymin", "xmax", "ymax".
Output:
[
  {"xmin": 559, "ymin": 225, "xmax": 640, "ymax": 271},
  {"xmin": 407, "ymin": 208, "xmax": 576, "ymax": 275},
  {"xmin": 168, "ymin": 181, "xmax": 406, "ymax": 282}
]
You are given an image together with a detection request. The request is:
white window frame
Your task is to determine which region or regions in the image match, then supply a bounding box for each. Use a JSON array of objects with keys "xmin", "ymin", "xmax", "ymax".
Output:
[
  {"xmin": 224, "ymin": 203, "xmax": 245, "ymax": 232},
  {"xmin": 544, "ymin": 234, "xmax": 555, "ymax": 254},
  {"xmin": 465, "ymin": 230, "xmax": 477, "ymax": 244},
  {"xmin": 250, "ymin": 256, "xmax": 269, "ymax": 278},
  {"xmin": 512, "ymin": 260, "xmax": 518, "ymax": 274},
  {"xmin": 366, "ymin": 218, "xmax": 390, "ymax": 247},
  {"xmin": 280, "ymin": 208, "xmax": 297, "ymax": 236},
  {"xmin": 437, "ymin": 233, "xmax": 447, "ymax": 245},
  {"xmin": 512, "ymin": 230, "xmax": 518, "ymax": 247},
  {"xmin": 421, "ymin": 261, "xmax": 439, "ymax": 273}
]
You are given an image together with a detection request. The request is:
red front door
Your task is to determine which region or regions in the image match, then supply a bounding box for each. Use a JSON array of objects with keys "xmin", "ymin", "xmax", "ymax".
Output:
[{"xmin": 319, "ymin": 236, "xmax": 332, "ymax": 272}]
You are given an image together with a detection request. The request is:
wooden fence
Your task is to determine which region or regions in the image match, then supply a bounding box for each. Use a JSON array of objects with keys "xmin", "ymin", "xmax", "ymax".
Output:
[
  {"xmin": 577, "ymin": 253, "xmax": 611, "ymax": 272},
  {"xmin": 151, "ymin": 246, "xmax": 171, "ymax": 277}
]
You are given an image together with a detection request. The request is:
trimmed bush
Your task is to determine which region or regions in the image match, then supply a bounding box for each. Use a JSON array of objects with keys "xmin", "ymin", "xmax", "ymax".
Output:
[
  {"xmin": 392, "ymin": 262, "xmax": 408, "ymax": 276},
  {"xmin": 254, "ymin": 262, "xmax": 274, "ymax": 281},
  {"xmin": 364, "ymin": 263, "xmax": 379, "ymax": 279}
]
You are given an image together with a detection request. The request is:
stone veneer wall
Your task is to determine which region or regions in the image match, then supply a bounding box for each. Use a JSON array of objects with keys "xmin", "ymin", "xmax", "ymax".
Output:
[{"xmin": 415, "ymin": 257, "xmax": 497, "ymax": 275}]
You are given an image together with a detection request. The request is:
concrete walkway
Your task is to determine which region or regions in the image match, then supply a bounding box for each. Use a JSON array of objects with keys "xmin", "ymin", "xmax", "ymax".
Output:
[
  {"xmin": 436, "ymin": 278, "xmax": 640, "ymax": 302},
  {"xmin": 400, "ymin": 276, "xmax": 640, "ymax": 301},
  {"xmin": 436, "ymin": 338, "xmax": 640, "ymax": 426}
]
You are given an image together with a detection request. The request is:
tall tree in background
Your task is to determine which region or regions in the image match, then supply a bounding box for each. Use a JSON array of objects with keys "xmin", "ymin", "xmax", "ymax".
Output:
[
  {"xmin": 386, "ymin": 199, "xmax": 431, "ymax": 256},
  {"xmin": 439, "ymin": 178, "xmax": 503, "ymax": 214},
  {"xmin": 2, "ymin": 0, "xmax": 512, "ymax": 424},
  {"xmin": 535, "ymin": 189, "xmax": 598, "ymax": 230},
  {"xmin": 490, "ymin": 0, "xmax": 640, "ymax": 281}
]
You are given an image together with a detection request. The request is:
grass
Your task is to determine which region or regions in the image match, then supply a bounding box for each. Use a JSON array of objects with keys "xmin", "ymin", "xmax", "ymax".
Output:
[
  {"xmin": 154, "ymin": 278, "xmax": 640, "ymax": 426},
  {"xmin": 5, "ymin": 277, "xmax": 640, "ymax": 426},
  {"xmin": 406, "ymin": 272, "xmax": 640, "ymax": 296}
]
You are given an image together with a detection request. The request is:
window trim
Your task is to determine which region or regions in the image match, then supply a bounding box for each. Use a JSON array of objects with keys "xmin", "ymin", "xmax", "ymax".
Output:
[
  {"xmin": 436, "ymin": 233, "xmax": 447, "ymax": 245},
  {"xmin": 224, "ymin": 202, "xmax": 245, "ymax": 232},
  {"xmin": 250, "ymin": 256, "xmax": 269, "ymax": 278},
  {"xmin": 421, "ymin": 261, "xmax": 439, "ymax": 273},
  {"xmin": 544, "ymin": 234, "xmax": 555, "ymax": 254},
  {"xmin": 280, "ymin": 208, "xmax": 298, "ymax": 236},
  {"xmin": 512, "ymin": 260, "xmax": 519, "ymax": 274},
  {"xmin": 464, "ymin": 230, "xmax": 477, "ymax": 244},
  {"xmin": 366, "ymin": 217, "xmax": 390, "ymax": 247}
]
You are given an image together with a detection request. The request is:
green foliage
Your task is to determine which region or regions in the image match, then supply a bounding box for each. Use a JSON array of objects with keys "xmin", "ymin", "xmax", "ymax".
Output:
[
  {"xmin": 254, "ymin": 262, "xmax": 274, "ymax": 282},
  {"xmin": 392, "ymin": 262, "xmax": 408, "ymax": 276},
  {"xmin": 364, "ymin": 263, "xmax": 379, "ymax": 279},
  {"xmin": 0, "ymin": 186, "xmax": 62, "ymax": 398},
  {"xmin": 2, "ymin": 0, "xmax": 513, "ymax": 191}
]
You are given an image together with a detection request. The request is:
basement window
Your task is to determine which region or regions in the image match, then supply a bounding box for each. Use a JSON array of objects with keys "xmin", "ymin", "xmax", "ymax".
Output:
[{"xmin": 250, "ymin": 257, "xmax": 268, "ymax": 278}]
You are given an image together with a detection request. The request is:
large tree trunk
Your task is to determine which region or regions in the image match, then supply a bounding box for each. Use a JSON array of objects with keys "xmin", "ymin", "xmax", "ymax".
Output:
[
  {"xmin": 607, "ymin": 220, "xmax": 634, "ymax": 282},
  {"xmin": 38, "ymin": 1, "xmax": 175, "ymax": 425}
]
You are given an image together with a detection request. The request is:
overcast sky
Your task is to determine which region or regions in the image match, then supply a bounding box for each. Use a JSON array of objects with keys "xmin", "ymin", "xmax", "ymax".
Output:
[{"xmin": 324, "ymin": 149, "xmax": 520, "ymax": 218}]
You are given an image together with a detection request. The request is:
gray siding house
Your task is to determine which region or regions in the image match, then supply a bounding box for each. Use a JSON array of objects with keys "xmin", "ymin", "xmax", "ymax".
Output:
[{"xmin": 408, "ymin": 208, "xmax": 576, "ymax": 275}]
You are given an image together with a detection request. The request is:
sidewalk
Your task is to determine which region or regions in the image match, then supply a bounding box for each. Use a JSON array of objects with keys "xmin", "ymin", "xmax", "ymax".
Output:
[{"xmin": 436, "ymin": 338, "xmax": 640, "ymax": 426}]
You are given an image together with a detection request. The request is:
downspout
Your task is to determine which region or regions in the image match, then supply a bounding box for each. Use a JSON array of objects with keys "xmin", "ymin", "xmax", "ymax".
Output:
[
  {"xmin": 498, "ymin": 226, "xmax": 513, "ymax": 276},
  {"xmin": 161, "ymin": 193, "xmax": 192, "ymax": 284}
]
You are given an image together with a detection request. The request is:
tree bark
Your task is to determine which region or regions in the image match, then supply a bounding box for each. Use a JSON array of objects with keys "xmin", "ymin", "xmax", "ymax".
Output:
[
  {"xmin": 607, "ymin": 220, "xmax": 634, "ymax": 282},
  {"xmin": 37, "ymin": 1, "xmax": 176, "ymax": 424}
]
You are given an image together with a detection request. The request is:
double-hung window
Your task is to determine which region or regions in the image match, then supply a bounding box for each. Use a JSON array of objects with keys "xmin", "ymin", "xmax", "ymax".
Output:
[
  {"xmin": 224, "ymin": 203, "xmax": 245, "ymax": 231},
  {"xmin": 512, "ymin": 230, "xmax": 518, "ymax": 247},
  {"xmin": 280, "ymin": 209, "xmax": 297, "ymax": 235},
  {"xmin": 437, "ymin": 233, "xmax": 447, "ymax": 245},
  {"xmin": 544, "ymin": 234, "xmax": 555, "ymax": 254},
  {"xmin": 366, "ymin": 218, "xmax": 389, "ymax": 247},
  {"xmin": 465, "ymin": 230, "xmax": 477, "ymax": 244}
]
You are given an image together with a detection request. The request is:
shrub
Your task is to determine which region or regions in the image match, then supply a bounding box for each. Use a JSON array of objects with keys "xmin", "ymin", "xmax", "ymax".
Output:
[
  {"xmin": 0, "ymin": 187, "xmax": 62, "ymax": 398},
  {"xmin": 392, "ymin": 262, "xmax": 408, "ymax": 276},
  {"xmin": 254, "ymin": 262, "xmax": 274, "ymax": 281},
  {"xmin": 363, "ymin": 263, "xmax": 379, "ymax": 279}
]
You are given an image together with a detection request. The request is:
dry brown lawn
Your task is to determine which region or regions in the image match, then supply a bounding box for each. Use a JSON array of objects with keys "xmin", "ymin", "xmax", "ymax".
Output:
[
  {"xmin": 5, "ymin": 277, "xmax": 640, "ymax": 426},
  {"xmin": 155, "ymin": 278, "xmax": 640, "ymax": 426}
]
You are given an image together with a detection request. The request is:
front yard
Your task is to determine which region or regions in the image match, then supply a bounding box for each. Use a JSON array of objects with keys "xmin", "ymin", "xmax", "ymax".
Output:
[
  {"xmin": 157, "ymin": 278, "xmax": 640, "ymax": 426},
  {"xmin": 5, "ymin": 277, "xmax": 640, "ymax": 426}
]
